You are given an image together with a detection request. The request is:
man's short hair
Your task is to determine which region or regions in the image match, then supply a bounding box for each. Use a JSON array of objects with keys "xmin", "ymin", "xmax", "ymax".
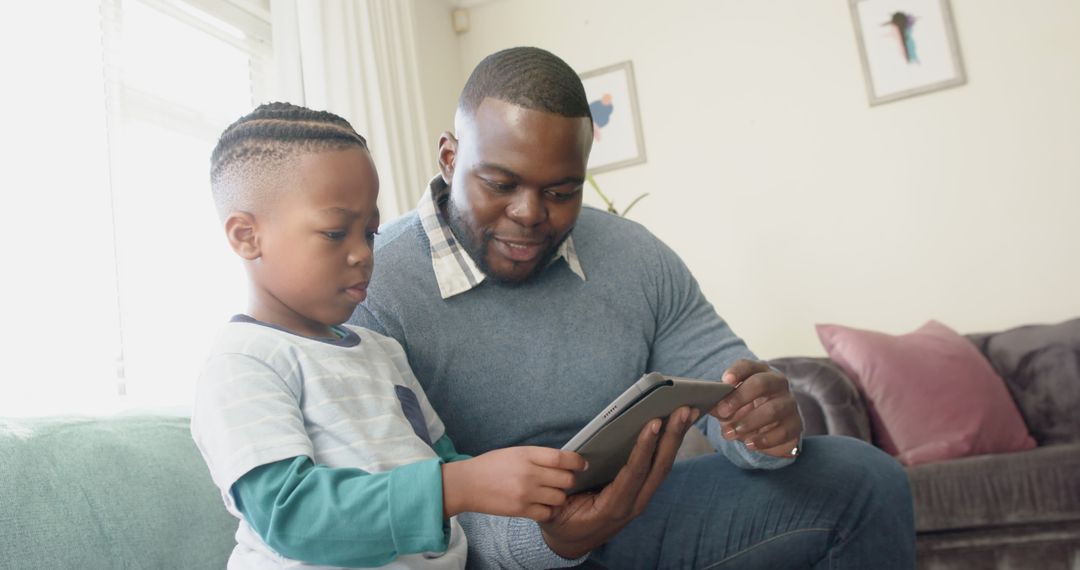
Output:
[
  {"xmin": 209, "ymin": 102, "xmax": 368, "ymax": 219},
  {"xmin": 458, "ymin": 46, "xmax": 592, "ymax": 121}
]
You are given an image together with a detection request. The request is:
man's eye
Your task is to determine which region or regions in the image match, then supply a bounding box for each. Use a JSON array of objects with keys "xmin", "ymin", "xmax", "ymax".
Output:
[
  {"xmin": 483, "ymin": 179, "xmax": 515, "ymax": 192},
  {"xmin": 546, "ymin": 187, "xmax": 581, "ymax": 201},
  {"xmin": 365, "ymin": 230, "xmax": 379, "ymax": 241},
  {"xmin": 322, "ymin": 231, "xmax": 347, "ymax": 241}
]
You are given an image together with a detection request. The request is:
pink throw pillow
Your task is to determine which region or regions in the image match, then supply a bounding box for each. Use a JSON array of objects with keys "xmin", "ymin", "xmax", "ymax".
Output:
[{"xmin": 816, "ymin": 320, "xmax": 1035, "ymax": 466}]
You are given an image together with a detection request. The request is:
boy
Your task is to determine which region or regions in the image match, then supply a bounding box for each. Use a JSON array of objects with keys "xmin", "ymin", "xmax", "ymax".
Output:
[{"xmin": 191, "ymin": 102, "xmax": 586, "ymax": 569}]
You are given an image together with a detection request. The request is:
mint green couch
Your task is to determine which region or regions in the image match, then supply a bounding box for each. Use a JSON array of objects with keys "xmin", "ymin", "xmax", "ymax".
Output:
[{"xmin": 0, "ymin": 415, "xmax": 235, "ymax": 569}]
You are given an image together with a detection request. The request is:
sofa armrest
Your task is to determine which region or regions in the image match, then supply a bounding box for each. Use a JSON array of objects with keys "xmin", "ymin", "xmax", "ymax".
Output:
[{"xmin": 769, "ymin": 357, "xmax": 872, "ymax": 443}]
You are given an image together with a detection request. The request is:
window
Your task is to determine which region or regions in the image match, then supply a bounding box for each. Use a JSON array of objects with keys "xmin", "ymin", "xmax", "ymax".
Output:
[{"xmin": 5, "ymin": 0, "xmax": 271, "ymax": 416}]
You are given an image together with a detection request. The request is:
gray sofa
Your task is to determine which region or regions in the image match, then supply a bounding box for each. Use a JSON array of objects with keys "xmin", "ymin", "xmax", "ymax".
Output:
[{"xmin": 771, "ymin": 318, "xmax": 1080, "ymax": 570}]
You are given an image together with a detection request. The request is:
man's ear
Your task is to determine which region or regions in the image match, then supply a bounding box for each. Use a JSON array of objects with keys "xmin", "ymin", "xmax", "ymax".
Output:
[
  {"xmin": 437, "ymin": 131, "xmax": 457, "ymax": 185},
  {"xmin": 225, "ymin": 212, "xmax": 260, "ymax": 260}
]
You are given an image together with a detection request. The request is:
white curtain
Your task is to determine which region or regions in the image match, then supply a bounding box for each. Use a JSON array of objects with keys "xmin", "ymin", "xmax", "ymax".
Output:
[{"xmin": 270, "ymin": 0, "xmax": 431, "ymax": 220}]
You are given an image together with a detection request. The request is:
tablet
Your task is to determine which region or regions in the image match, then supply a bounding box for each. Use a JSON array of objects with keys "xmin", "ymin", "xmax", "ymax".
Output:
[{"xmin": 561, "ymin": 372, "xmax": 735, "ymax": 494}]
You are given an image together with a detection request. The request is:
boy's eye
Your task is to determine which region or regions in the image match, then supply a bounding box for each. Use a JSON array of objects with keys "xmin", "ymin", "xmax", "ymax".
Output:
[
  {"xmin": 365, "ymin": 230, "xmax": 379, "ymax": 242},
  {"xmin": 322, "ymin": 230, "xmax": 347, "ymax": 241}
]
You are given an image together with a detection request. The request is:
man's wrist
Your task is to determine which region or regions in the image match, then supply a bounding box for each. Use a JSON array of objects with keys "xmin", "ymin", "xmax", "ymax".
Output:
[
  {"xmin": 539, "ymin": 525, "xmax": 592, "ymax": 560},
  {"xmin": 508, "ymin": 519, "xmax": 589, "ymax": 567}
]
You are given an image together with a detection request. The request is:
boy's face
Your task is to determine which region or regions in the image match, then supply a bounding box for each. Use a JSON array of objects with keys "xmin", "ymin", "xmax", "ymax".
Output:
[{"xmin": 247, "ymin": 147, "xmax": 380, "ymax": 338}]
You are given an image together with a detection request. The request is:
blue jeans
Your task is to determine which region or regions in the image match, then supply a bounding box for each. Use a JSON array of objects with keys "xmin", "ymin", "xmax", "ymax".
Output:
[{"xmin": 586, "ymin": 436, "xmax": 915, "ymax": 569}]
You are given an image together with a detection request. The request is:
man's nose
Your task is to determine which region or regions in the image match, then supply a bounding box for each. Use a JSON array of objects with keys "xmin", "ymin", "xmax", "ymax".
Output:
[{"xmin": 506, "ymin": 190, "xmax": 546, "ymax": 227}]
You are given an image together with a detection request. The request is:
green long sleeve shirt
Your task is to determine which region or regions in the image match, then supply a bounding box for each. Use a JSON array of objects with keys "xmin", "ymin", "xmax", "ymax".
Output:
[{"xmin": 231, "ymin": 434, "xmax": 470, "ymax": 567}]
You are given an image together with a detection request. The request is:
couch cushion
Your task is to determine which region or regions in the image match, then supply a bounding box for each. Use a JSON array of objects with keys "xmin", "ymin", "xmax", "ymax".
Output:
[
  {"xmin": 0, "ymin": 415, "xmax": 236, "ymax": 569},
  {"xmin": 908, "ymin": 442, "xmax": 1080, "ymax": 532},
  {"xmin": 816, "ymin": 320, "xmax": 1035, "ymax": 466},
  {"xmin": 968, "ymin": 317, "xmax": 1080, "ymax": 445},
  {"xmin": 916, "ymin": 520, "xmax": 1080, "ymax": 570}
]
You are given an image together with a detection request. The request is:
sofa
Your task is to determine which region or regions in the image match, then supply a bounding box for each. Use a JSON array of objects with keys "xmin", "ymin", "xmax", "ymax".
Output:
[
  {"xmin": 4, "ymin": 321, "xmax": 1077, "ymax": 570},
  {"xmin": 0, "ymin": 414, "xmax": 235, "ymax": 569},
  {"xmin": 771, "ymin": 318, "xmax": 1080, "ymax": 570}
]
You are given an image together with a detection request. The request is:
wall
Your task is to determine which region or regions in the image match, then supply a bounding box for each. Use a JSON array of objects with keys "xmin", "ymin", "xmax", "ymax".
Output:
[
  {"xmin": 433, "ymin": 0, "xmax": 1080, "ymax": 358},
  {"xmin": 410, "ymin": 0, "xmax": 463, "ymax": 180}
]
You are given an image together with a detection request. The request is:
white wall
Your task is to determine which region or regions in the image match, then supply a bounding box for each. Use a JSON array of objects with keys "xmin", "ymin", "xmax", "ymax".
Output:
[
  {"xmin": 417, "ymin": 0, "xmax": 1080, "ymax": 358},
  {"xmin": 411, "ymin": 0, "xmax": 463, "ymax": 162}
]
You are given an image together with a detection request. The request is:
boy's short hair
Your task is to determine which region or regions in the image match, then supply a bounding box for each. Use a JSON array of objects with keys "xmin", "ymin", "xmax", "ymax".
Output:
[
  {"xmin": 458, "ymin": 46, "xmax": 592, "ymax": 122},
  {"xmin": 210, "ymin": 102, "xmax": 368, "ymax": 219}
]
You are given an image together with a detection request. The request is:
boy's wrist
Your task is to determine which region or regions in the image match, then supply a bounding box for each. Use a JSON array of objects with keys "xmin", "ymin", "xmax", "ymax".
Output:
[{"xmin": 441, "ymin": 460, "xmax": 472, "ymax": 518}]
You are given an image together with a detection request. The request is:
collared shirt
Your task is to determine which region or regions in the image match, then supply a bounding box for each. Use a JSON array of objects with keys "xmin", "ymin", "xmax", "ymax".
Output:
[{"xmin": 417, "ymin": 176, "xmax": 586, "ymax": 299}]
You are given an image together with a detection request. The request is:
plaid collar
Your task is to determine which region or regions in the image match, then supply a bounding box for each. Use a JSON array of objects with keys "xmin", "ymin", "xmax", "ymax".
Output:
[{"xmin": 418, "ymin": 176, "xmax": 586, "ymax": 300}]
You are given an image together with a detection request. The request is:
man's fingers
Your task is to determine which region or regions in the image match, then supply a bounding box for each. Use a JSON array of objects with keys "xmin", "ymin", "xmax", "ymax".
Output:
[
  {"xmin": 595, "ymin": 417, "xmax": 663, "ymax": 512},
  {"xmin": 633, "ymin": 407, "xmax": 693, "ymax": 514},
  {"xmin": 721, "ymin": 359, "xmax": 769, "ymax": 385},
  {"xmin": 714, "ymin": 371, "xmax": 787, "ymax": 420},
  {"xmin": 744, "ymin": 415, "xmax": 800, "ymax": 450},
  {"xmin": 752, "ymin": 434, "xmax": 802, "ymax": 458},
  {"xmin": 713, "ymin": 397, "xmax": 755, "ymax": 433},
  {"xmin": 730, "ymin": 396, "xmax": 797, "ymax": 435},
  {"xmin": 737, "ymin": 404, "xmax": 802, "ymax": 457}
]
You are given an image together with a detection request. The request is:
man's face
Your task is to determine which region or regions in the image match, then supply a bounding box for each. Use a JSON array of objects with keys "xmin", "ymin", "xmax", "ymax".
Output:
[
  {"xmin": 440, "ymin": 98, "xmax": 592, "ymax": 284},
  {"xmin": 250, "ymin": 147, "xmax": 380, "ymax": 338}
]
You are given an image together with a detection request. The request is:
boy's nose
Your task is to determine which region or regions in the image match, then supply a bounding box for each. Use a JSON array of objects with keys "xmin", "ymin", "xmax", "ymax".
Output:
[{"xmin": 347, "ymin": 241, "xmax": 373, "ymax": 267}]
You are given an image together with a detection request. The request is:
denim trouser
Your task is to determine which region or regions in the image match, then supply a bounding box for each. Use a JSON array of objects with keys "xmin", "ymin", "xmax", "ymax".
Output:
[{"xmin": 586, "ymin": 435, "xmax": 915, "ymax": 569}]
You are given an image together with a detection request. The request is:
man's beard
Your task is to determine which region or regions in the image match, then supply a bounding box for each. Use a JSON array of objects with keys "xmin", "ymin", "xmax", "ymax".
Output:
[{"xmin": 444, "ymin": 198, "xmax": 570, "ymax": 286}]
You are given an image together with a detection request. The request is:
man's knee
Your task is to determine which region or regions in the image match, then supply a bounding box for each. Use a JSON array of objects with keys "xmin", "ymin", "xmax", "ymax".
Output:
[{"xmin": 804, "ymin": 436, "xmax": 914, "ymax": 520}]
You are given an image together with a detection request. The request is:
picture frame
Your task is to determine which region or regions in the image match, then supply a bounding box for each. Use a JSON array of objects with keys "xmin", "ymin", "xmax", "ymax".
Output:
[
  {"xmin": 579, "ymin": 60, "xmax": 647, "ymax": 173},
  {"xmin": 849, "ymin": 0, "xmax": 966, "ymax": 105}
]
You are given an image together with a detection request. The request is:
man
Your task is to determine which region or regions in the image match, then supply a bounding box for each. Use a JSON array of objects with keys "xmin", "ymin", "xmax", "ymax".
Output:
[{"xmin": 351, "ymin": 46, "xmax": 914, "ymax": 569}]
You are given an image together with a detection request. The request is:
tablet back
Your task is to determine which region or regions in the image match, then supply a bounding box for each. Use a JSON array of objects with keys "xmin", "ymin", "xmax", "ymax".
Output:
[{"xmin": 567, "ymin": 377, "xmax": 733, "ymax": 494}]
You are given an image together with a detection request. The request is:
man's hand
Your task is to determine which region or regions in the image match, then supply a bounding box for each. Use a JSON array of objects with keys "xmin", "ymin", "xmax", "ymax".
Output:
[
  {"xmin": 712, "ymin": 359, "xmax": 802, "ymax": 458},
  {"xmin": 442, "ymin": 447, "xmax": 586, "ymax": 521},
  {"xmin": 538, "ymin": 406, "xmax": 700, "ymax": 559}
]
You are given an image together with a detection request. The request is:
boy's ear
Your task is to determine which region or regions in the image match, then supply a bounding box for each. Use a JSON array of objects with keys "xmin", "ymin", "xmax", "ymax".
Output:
[
  {"xmin": 224, "ymin": 212, "xmax": 260, "ymax": 260},
  {"xmin": 437, "ymin": 131, "xmax": 457, "ymax": 185}
]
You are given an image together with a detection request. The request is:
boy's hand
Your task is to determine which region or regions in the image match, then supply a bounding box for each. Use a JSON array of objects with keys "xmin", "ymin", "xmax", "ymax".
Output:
[{"xmin": 442, "ymin": 447, "xmax": 587, "ymax": 521}]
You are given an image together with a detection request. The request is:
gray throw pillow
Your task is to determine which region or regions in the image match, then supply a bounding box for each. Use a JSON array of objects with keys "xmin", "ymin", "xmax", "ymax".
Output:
[{"xmin": 968, "ymin": 318, "xmax": 1080, "ymax": 445}]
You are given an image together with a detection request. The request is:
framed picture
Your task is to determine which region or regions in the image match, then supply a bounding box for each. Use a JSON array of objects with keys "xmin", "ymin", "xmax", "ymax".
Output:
[
  {"xmin": 849, "ymin": 0, "xmax": 966, "ymax": 105},
  {"xmin": 579, "ymin": 61, "xmax": 646, "ymax": 173}
]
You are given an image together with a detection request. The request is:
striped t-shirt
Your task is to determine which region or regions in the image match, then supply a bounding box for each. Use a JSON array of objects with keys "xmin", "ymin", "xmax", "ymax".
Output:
[{"xmin": 191, "ymin": 316, "xmax": 466, "ymax": 569}]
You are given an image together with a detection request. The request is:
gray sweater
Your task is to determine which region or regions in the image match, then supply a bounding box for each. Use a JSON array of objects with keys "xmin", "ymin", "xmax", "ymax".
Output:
[{"xmin": 351, "ymin": 206, "xmax": 790, "ymax": 568}]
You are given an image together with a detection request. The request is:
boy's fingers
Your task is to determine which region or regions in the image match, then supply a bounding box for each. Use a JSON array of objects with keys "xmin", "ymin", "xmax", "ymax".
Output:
[
  {"xmin": 533, "ymin": 487, "xmax": 568, "ymax": 508},
  {"xmin": 527, "ymin": 447, "xmax": 588, "ymax": 471},
  {"xmin": 558, "ymin": 450, "xmax": 589, "ymax": 472},
  {"xmin": 538, "ymin": 466, "xmax": 578, "ymax": 491},
  {"xmin": 525, "ymin": 504, "xmax": 554, "ymax": 522}
]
